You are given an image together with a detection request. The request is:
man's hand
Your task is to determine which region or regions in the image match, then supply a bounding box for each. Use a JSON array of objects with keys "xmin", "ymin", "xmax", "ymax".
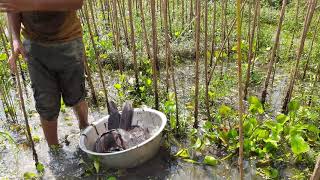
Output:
[{"xmin": 8, "ymin": 39, "xmax": 26, "ymax": 74}]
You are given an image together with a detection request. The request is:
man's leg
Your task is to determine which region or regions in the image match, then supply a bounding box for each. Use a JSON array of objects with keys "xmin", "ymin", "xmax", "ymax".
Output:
[
  {"xmin": 40, "ymin": 117, "xmax": 59, "ymax": 146},
  {"xmin": 73, "ymin": 100, "xmax": 89, "ymax": 130}
]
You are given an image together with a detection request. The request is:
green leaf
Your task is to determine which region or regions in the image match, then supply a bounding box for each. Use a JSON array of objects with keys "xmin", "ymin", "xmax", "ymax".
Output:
[
  {"xmin": 276, "ymin": 114, "xmax": 289, "ymax": 125},
  {"xmin": 288, "ymin": 100, "xmax": 300, "ymax": 113},
  {"xmin": 203, "ymin": 155, "xmax": 218, "ymax": 166},
  {"xmin": 175, "ymin": 148, "xmax": 190, "ymax": 158},
  {"xmin": 183, "ymin": 159, "xmax": 199, "ymax": 164},
  {"xmin": 218, "ymin": 105, "xmax": 232, "ymax": 117},
  {"xmin": 0, "ymin": 53, "xmax": 7, "ymax": 61},
  {"xmin": 174, "ymin": 31, "xmax": 181, "ymax": 37},
  {"xmin": 32, "ymin": 135, "xmax": 40, "ymax": 143},
  {"xmin": 23, "ymin": 172, "xmax": 37, "ymax": 179},
  {"xmin": 227, "ymin": 129, "xmax": 238, "ymax": 139},
  {"xmin": 203, "ymin": 121, "xmax": 213, "ymax": 131},
  {"xmin": 107, "ymin": 176, "xmax": 117, "ymax": 180},
  {"xmin": 193, "ymin": 138, "xmax": 202, "ymax": 150},
  {"xmin": 254, "ymin": 129, "xmax": 269, "ymax": 140},
  {"xmin": 170, "ymin": 117, "xmax": 177, "ymax": 130},
  {"xmin": 307, "ymin": 124, "xmax": 319, "ymax": 134},
  {"xmin": 94, "ymin": 159, "xmax": 100, "ymax": 173},
  {"xmin": 114, "ymin": 84, "xmax": 122, "ymax": 90},
  {"xmin": 36, "ymin": 163, "xmax": 45, "ymax": 173},
  {"xmin": 145, "ymin": 78, "xmax": 152, "ymax": 86},
  {"xmin": 248, "ymin": 96, "xmax": 264, "ymax": 114},
  {"xmin": 290, "ymin": 134, "xmax": 310, "ymax": 155}
]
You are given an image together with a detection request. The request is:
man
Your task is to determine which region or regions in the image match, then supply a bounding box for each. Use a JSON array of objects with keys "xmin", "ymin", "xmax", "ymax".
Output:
[{"xmin": 1, "ymin": 0, "xmax": 89, "ymax": 146}]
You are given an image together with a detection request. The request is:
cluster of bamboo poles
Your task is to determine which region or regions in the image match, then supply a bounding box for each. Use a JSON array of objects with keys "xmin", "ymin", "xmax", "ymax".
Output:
[
  {"xmin": 0, "ymin": 0, "xmax": 320, "ymax": 177},
  {"xmin": 78, "ymin": 0, "xmax": 320, "ymax": 178}
]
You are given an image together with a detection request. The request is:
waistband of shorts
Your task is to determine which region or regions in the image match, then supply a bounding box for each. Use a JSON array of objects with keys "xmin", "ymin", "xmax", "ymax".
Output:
[{"xmin": 24, "ymin": 37, "xmax": 83, "ymax": 47}]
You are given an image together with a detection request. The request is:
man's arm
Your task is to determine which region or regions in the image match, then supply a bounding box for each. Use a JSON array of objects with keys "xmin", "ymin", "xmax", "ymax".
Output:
[
  {"xmin": 0, "ymin": 0, "xmax": 84, "ymax": 12},
  {"xmin": 7, "ymin": 12, "xmax": 26, "ymax": 73},
  {"xmin": 7, "ymin": 12, "xmax": 21, "ymax": 42}
]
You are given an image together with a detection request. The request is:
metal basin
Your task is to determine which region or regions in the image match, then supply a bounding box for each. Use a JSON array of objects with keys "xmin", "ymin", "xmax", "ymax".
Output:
[{"xmin": 79, "ymin": 108, "xmax": 167, "ymax": 168}]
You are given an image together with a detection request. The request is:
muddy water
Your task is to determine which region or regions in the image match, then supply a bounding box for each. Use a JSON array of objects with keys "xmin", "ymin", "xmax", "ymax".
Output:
[{"xmin": 0, "ymin": 61, "xmax": 298, "ymax": 179}]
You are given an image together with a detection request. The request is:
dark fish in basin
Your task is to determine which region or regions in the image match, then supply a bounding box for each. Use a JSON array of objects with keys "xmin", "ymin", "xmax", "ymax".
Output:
[
  {"xmin": 94, "ymin": 101, "xmax": 150, "ymax": 153},
  {"xmin": 107, "ymin": 101, "xmax": 120, "ymax": 129}
]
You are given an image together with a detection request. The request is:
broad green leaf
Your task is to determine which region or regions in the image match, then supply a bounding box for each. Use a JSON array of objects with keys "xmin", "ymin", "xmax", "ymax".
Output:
[
  {"xmin": 248, "ymin": 96, "xmax": 264, "ymax": 114},
  {"xmin": 254, "ymin": 129, "xmax": 269, "ymax": 140},
  {"xmin": 107, "ymin": 176, "xmax": 117, "ymax": 180},
  {"xmin": 290, "ymin": 134, "xmax": 310, "ymax": 155},
  {"xmin": 276, "ymin": 114, "xmax": 289, "ymax": 124},
  {"xmin": 203, "ymin": 121, "xmax": 213, "ymax": 131},
  {"xmin": 145, "ymin": 78, "xmax": 152, "ymax": 86},
  {"xmin": 227, "ymin": 129, "xmax": 238, "ymax": 139},
  {"xmin": 94, "ymin": 159, "xmax": 100, "ymax": 173},
  {"xmin": 203, "ymin": 155, "xmax": 218, "ymax": 166},
  {"xmin": 23, "ymin": 172, "xmax": 37, "ymax": 179},
  {"xmin": 0, "ymin": 53, "xmax": 7, "ymax": 61},
  {"xmin": 114, "ymin": 84, "xmax": 122, "ymax": 90},
  {"xmin": 175, "ymin": 148, "xmax": 190, "ymax": 158},
  {"xmin": 218, "ymin": 105, "xmax": 232, "ymax": 117},
  {"xmin": 99, "ymin": 53, "xmax": 108, "ymax": 59},
  {"xmin": 193, "ymin": 138, "xmax": 202, "ymax": 150},
  {"xmin": 307, "ymin": 125, "xmax": 319, "ymax": 134},
  {"xmin": 170, "ymin": 117, "xmax": 176, "ymax": 130},
  {"xmin": 288, "ymin": 101, "xmax": 300, "ymax": 113},
  {"xmin": 32, "ymin": 135, "xmax": 40, "ymax": 143},
  {"xmin": 36, "ymin": 163, "xmax": 45, "ymax": 173},
  {"xmin": 174, "ymin": 31, "xmax": 181, "ymax": 37}
]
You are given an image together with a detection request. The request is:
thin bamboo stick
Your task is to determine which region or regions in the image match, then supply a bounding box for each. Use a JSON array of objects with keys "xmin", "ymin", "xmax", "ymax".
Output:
[
  {"xmin": 193, "ymin": 0, "xmax": 200, "ymax": 128},
  {"xmin": 235, "ymin": 0, "xmax": 244, "ymax": 177},
  {"xmin": 151, "ymin": 0, "xmax": 159, "ymax": 110}
]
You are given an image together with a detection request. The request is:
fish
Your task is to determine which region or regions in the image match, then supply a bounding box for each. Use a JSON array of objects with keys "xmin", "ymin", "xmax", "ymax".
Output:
[{"xmin": 94, "ymin": 101, "xmax": 150, "ymax": 153}]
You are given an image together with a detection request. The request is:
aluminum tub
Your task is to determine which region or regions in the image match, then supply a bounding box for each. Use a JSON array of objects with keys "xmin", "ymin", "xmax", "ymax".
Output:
[{"xmin": 79, "ymin": 108, "xmax": 167, "ymax": 168}]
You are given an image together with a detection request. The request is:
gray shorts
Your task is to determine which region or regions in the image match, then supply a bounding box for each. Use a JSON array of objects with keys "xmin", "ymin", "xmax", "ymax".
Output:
[{"xmin": 24, "ymin": 38, "xmax": 86, "ymax": 120}]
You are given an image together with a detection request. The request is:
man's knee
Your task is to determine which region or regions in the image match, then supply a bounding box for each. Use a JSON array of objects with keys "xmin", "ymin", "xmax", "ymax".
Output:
[{"xmin": 35, "ymin": 94, "xmax": 60, "ymax": 120}]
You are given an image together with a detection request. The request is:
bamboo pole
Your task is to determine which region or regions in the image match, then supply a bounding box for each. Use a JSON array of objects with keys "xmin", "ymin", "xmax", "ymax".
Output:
[
  {"xmin": 117, "ymin": 0, "xmax": 130, "ymax": 47},
  {"xmin": 83, "ymin": 2, "xmax": 110, "ymax": 110},
  {"xmin": 207, "ymin": 0, "xmax": 247, "ymax": 83},
  {"xmin": 83, "ymin": 54, "xmax": 98, "ymax": 105},
  {"xmin": 260, "ymin": 0, "xmax": 287, "ymax": 105},
  {"xmin": 111, "ymin": 0, "xmax": 124, "ymax": 73},
  {"xmin": 220, "ymin": 0, "xmax": 227, "ymax": 78},
  {"xmin": 128, "ymin": 0, "xmax": 139, "ymax": 89},
  {"xmin": 204, "ymin": 0, "xmax": 210, "ymax": 120},
  {"xmin": 151, "ymin": 0, "xmax": 159, "ymax": 110},
  {"xmin": 311, "ymin": 157, "xmax": 320, "ymax": 180},
  {"xmin": 163, "ymin": 0, "xmax": 170, "ymax": 94},
  {"xmin": 0, "ymin": 23, "xmax": 9, "ymax": 57},
  {"xmin": 88, "ymin": 0, "xmax": 100, "ymax": 37},
  {"xmin": 235, "ymin": 0, "xmax": 244, "ymax": 177},
  {"xmin": 163, "ymin": 0, "xmax": 179, "ymax": 130},
  {"xmin": 302, "ymin": 15, "xmax": 320, "ymax": 80},
  {"xmin": 209, "ymin": 0, "xmax": 217, "ymax": 67},
  {"xmin": 287, "ymin": 0, "xmax": 301, "ymax": 59},
  {"xmin": 181, "ymin": 0, "xmax": 185, "ymax": 29},
  {"xmin": 244, "ymin": 0, "xmax": 259, "ymax": 100},
  {"xmin": 251, "ymin": 0, "xmax": 261, "ymax": 74},
  {"xmin": 193, "ymin": 0, "xmax": 200, "ymax": 128},
  {"xmin": 5, "ymin": 16, "xmax": 39, "ymax": 167},
  {"xmin": 282, "ymin": 0, "xmax": 316, "ymax": 113},
  {"xmin": 139, "ymin": 0, "xmax": 152, "ymax": 59}
]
